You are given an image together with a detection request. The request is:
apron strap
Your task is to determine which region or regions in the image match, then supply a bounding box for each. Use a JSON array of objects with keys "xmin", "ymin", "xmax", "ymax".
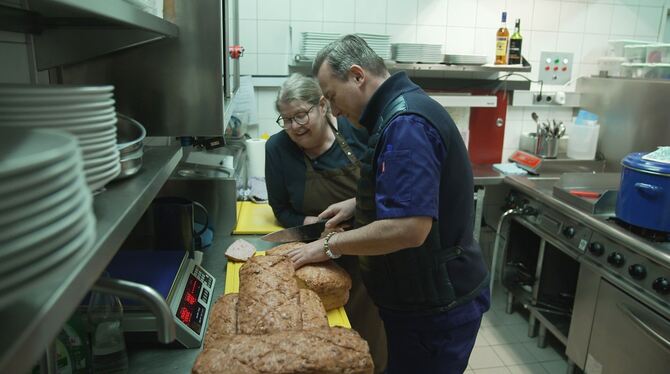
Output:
[{"xmin": 303, "ymin": 118, "xmax": 360, "ymax": 170}]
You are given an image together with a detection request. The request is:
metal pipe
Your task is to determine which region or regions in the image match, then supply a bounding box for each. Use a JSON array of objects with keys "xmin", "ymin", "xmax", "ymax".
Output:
[
  {"xmin": 490, "ymin": 208, "xmax": 524, "ymax": 293},
  {"xmin": 92, "ymin": 277, "xmax": 176, "ymax": 344}
]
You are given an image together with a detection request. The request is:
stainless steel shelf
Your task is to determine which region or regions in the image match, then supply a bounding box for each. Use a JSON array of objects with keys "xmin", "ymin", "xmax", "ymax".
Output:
[
  {"xmin": 290, "ymin": 57, "xmax": 531, "ymax": 74},
  {"xmin": 289, "ymin": 58, "xmax": 532, "ymax": 90},
  {"xmin": 0, "ymin": 145, "xmax": 182, "ymax": 374},
  {"xmin": 0, "ymin": 0, "xmax": 179, "ymax": 69}
]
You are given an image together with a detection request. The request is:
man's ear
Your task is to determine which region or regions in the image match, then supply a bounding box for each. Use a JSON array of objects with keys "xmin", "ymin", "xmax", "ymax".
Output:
[{"xmin": 349, "ymin": 64, "xmax": 365, "ymax": 86}]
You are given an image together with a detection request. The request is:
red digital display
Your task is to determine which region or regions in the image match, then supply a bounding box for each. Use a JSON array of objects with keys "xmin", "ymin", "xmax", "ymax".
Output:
[
  {"xmin": 179, "ymin": 307, "xmax": 192, "ymax": 324},
  {"xmin": 184, "ymin": 292, "xmax": 197, "ymax": 305},
  {"xmin": 176, "ymin": 275, "xmax": 205, "ymax": 334}
]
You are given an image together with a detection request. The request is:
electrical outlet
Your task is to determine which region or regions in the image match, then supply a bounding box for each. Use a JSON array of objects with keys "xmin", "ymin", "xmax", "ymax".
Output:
[
  {"xmin": 538, "ymin": 51, "xmax": 574, "ymax": 85},
  {"xmin": 534, "ymin": 93, "xmax": 557, "ymax": 104}
]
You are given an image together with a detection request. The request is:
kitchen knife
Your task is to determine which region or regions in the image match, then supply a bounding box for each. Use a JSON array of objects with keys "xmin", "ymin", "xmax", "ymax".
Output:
[{"xmin": 260, "ymin": 220, "xmax": 327, "ymax": 243}]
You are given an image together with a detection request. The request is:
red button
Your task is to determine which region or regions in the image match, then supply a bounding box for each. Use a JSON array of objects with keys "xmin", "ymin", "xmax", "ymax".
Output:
[
  {"xmin": 554, "ymin": 66, "xmax": 559, "ymax": 71},
  {"xmin": 545, "ymin": 66, "xmax": 550, "ymax": 71}
]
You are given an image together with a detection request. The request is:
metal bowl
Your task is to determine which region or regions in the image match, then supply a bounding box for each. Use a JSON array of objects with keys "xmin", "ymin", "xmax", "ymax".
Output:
[
  {"xmin": 116, "ymin": 113, "xmax": 146, "ymax": 156},
  {"xmin": 115, "ymin": 153, "xmax": 143, "ymax": 180}
]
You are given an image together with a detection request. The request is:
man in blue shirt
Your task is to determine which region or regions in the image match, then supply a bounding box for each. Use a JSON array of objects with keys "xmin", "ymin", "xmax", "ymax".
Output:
[{"xmin": 285, "ymin": 35, "xmax": 490, "ymax": 373}]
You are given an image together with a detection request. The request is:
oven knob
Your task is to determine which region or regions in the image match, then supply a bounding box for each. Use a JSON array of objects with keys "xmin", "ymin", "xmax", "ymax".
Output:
[
  {"xmin": 588, "ymin": 242, "xmax": 604, "ymax": 256},
  {"xmin": 607, "ymin": 252, "xmax": 625, "ymax": 267},
  {"xmin": 653, "ymin": 278, "xmax": 670, "ymax": 295},
  {"xmin": 628, "ymin": 264, "xmax": 647, "ymax": 280},
  {"xmin": 563, "ymin": 226, "xmax": 576, "ymax": 238}
]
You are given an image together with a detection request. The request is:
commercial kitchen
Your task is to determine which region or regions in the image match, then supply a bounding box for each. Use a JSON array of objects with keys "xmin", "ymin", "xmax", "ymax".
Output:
[{"xmin": 1, "ymin": 0, "xmax": 669, "ymax": 373}]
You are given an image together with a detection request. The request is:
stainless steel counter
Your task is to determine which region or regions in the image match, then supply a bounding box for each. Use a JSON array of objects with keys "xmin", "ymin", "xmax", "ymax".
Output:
[
  {"xmin": 126, "ymin": 235, "xmax": 274, "ymax": 374},
  {"xmin": 472, "ymin": 164, "xmax": 504, "ymax": 185}
]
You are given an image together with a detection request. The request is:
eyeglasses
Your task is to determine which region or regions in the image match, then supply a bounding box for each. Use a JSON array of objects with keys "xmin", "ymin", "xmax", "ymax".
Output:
[{"xmin": 276, "ymin": 105, "xmax": 316, "ymax": 128}]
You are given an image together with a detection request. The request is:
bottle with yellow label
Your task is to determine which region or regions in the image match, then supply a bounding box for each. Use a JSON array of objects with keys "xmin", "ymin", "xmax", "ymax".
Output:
[{"xmin": 495, "ymin": 11, "xmax": 509, "ymax": 65}]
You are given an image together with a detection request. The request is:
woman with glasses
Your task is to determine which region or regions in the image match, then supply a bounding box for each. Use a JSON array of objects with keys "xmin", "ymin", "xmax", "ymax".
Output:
[{"xmin": 265, "ymin": 73, "xmax": 387, "ymax": 373}]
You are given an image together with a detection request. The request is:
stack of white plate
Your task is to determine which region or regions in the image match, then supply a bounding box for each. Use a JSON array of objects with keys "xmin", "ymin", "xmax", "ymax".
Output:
[
  {"xmin": 0, "ymin": 84, "xmax": 121, "ymax": 191},
  {"xmin": 0, "ymin": 128, "xmax": 96, "ymax": 308},
  {"xmin": 356, "ymin": 33, "xmax": 391, "ymax": 60},
  {"xmin": 392, "ymin": 43, "xmax": 443, "ymax": 64},
  {"xmin": 300, "ymin": 32, "xmax": 341, "ymax": 59},
  {"xmin": 444, "ymin": 54, "xmax": 488, "ymax": 65}
]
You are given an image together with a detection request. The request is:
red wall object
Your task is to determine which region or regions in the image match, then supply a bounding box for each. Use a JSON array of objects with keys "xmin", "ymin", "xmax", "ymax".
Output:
[{"xmin": 468, "ymin": 90, "xmax": 508, "ymax": 164}]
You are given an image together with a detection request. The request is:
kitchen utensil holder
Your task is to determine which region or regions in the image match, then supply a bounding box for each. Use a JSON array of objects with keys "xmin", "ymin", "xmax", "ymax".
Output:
[{"xmin": 535, "ymin": 133, "xmax": 559, "ymax": 159}]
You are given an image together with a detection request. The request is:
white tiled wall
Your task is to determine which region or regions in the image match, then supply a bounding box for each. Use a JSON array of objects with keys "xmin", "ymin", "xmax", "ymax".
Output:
[{"xmin": 241, "ymin": 0, "xmax": 668, "ymax": 155}]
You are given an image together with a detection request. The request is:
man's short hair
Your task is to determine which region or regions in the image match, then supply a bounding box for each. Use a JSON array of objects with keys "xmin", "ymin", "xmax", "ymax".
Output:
[{"xmin": 312, "ymin": 34, "xmax": 387, "ymax": 80}]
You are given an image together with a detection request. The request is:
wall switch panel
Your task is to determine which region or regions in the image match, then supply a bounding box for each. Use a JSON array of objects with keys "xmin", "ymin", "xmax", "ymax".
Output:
[{"xmin": 539, "ymin": 51, "xmax": 573, "ymax": 85}]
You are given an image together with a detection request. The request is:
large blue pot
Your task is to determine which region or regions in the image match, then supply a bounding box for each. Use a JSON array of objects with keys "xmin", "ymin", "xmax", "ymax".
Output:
[{"xmin": 615, "ymin": 152, "xmax": 670, "ymax": 233}]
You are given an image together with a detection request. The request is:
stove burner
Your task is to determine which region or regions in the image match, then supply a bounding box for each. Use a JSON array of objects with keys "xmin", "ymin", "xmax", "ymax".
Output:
[{"xmin": 609, "ymin": 218, "xmax": 670, "ymax": 243}]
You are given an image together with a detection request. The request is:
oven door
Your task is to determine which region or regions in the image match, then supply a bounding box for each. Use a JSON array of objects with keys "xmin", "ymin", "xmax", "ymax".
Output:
[{"xmin": 585, "ymin": 280, "xmax": 670, "ymax": 374}]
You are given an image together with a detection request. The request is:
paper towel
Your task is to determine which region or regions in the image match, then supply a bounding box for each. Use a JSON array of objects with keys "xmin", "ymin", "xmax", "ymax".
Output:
[{"xmin": 245, "ymin": 138, "xmax": 266, "ymax": 178}]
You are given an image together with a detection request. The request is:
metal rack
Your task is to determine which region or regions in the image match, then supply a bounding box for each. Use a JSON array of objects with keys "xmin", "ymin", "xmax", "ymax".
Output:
[
  {"xmin": 0, "ymin": 0, "xmax": 179, "ymax": 69},
  {"xmin": 289, "ymin": 57, "xmax": 532, "ymax": 90},
  {"xmin": 0, "ymin": 146, "xmax": 183, "ymax": 374}
]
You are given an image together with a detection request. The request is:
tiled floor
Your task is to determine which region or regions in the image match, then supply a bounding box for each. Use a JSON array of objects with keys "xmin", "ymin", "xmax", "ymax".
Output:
[{"xmin": 465, "ymin": 286, "xmax": 569, "ymax": 374}]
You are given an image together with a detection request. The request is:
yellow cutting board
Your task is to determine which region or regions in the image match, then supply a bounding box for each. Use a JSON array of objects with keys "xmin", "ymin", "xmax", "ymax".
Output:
[
  {"xmin": 224, "ymin": 252, "xmax": 351, "ymax": 328},
  {"xmin": 233, "ymin": 201, "xmax": 284, "ymax": 234}
]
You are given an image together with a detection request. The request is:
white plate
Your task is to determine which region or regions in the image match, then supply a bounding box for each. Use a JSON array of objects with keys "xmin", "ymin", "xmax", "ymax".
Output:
[
  {"xmin": 0, "ymin": 161, "xmax": 81, "ymax": 212},
  {"xmin": 78, "ymin": 132, "xmax": 118, "ymax": 147},
  {"xmin": 0, "ymin": 187, "xmax": 90, "ymax": 260},
  {"xmin": 0, "ymin": 204, "xmax": 91, "ymax": 275},
  {"xmin": 81, "ymin": 138, "xmax": 118, "ymax": 156},
  {"xmin": 0, "ymin": 99, "xmax": 115, "ymax": 113},
  {"xmin": 0, "ymin": 107, "xmax": 115, "ymax": 121},
  {"xmin": 77, "ymin": 126, "xmax": 117, "ymax": 141},
  {"xmin": 0, "ymin": 84, "xmax": 113, "ymax": 95},
  {"xmin": 0, "ymin": 150, "xmax": 78, "ymax": 197},
  {"xmin": 84, "ymin": 153, "xmax": 120, "ymax": 175},
  {"xmin": 0, "ymin": 112, "xmax": 117, "ymax": 128},
  {"xmin": 87, "ymin": 163, "xmax": 121, "ymax": 191},
  {"xmin": 61, "ymin": 118, "xmax": 118, "ymax": 135},
  {"xmin": 0, "ymin": 128, "xmax": 78, "ymax": 179},
  {"xmin": 0, "ymin": 212, "xmax": 96, "ymax": 308},
  {"xmin": 0, "ymin": 170, "xmax": 82, "ymax": 227},
  {"xmin": 0, "ymin": 93, "xmax": 114, "ymax": 105},
  {"xmin": 0, "ymin": 179, "xmax": 85, "ymax": 243}
]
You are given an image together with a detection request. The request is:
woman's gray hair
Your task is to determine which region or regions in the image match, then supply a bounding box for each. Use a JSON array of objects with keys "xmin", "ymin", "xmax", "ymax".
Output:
[
  {"xmin": 312, "ymin": 34, "xmax": 387, "ymax": 80},
  {"xmin": 275, "ymin": 73, "xmax": 328, "ymax": 113}
]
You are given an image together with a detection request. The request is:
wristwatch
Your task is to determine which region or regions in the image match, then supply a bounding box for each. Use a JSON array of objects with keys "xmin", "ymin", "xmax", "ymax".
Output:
[{"xmin": 323, "ymin": 232, "xmax": 341, "ymax": 259}]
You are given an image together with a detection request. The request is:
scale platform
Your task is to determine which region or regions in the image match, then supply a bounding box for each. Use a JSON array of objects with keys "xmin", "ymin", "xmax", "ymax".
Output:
[{"xmin": 105, "ymin": 250, "xmax": 216, "ymax": 348}]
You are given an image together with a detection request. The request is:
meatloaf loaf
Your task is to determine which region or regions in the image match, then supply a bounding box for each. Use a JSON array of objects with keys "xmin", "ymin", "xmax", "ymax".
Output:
[
  {"xmin": 193, "ymin": 327, "xmax": 373, "ymax": 374},
  {"xmin": 266, "ymin": 242, "xmax": 352, "ymax": 310}
]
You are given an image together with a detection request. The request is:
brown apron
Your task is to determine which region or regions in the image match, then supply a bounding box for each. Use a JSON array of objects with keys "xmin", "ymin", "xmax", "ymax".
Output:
[{"xmin": 302, "ymin": 124, "xmax": 388, "ymax": 373}]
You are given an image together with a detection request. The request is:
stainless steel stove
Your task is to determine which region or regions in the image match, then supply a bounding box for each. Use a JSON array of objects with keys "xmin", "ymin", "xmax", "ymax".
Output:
[{"xmin": 503, "ymin": 174, "xmax": 670, "ymax": 373}]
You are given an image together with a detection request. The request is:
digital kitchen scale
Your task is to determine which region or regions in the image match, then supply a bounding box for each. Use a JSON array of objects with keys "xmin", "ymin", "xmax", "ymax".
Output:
[{"xmin": 105, "ymin": 250, "xmax": 216, "ymax": 348}]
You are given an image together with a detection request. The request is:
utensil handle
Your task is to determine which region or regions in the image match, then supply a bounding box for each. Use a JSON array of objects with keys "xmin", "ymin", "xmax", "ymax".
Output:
[{"xmin": 634, "ymin": 182, "xmax": 663, "ymax": 197}]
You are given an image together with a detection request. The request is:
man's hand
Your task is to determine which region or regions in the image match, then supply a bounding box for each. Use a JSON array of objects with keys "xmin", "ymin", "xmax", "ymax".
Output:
[
  {"xmin": 285, "ymin": 239, "xmax": 329, "ymax": 269},
  {"xmin": 303, "ymin": 215, "xmax": 321, "ymax": 225},
  {"xmin": 318, "ymin": 198, "xmax": 356, "ymax": 229}
]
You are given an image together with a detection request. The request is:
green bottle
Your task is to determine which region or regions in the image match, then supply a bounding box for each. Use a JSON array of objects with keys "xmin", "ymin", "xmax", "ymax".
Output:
[{"xmin": 508, "ymin": 19, "xmax": 523, "ymax": 65}]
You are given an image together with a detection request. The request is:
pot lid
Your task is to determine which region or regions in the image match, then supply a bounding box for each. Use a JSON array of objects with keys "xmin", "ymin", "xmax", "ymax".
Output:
[{"xmin": 622, "ymin": 151, "xmax": 670, "ymax": 176}]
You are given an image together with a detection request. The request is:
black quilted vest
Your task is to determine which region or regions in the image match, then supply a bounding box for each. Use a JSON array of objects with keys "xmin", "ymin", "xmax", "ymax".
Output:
[{"xmin": 355, "ymin": 72, "xmax": 489, "ymax": 313}]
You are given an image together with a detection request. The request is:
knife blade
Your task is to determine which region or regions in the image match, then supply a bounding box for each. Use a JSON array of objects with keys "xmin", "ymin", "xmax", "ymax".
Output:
[{"xmin": 260, "ymin": 220, "xmax": 327, "ymax": 243}]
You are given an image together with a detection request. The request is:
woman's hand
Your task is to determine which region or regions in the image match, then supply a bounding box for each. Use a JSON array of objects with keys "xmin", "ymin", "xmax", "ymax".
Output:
[
  {"xmin": 318, "ymin": 198, "xmax": 356, "ymax": 229},
  {"xmin": 303, "ymin": 216, "xmax": 321, "ymax": 225},
  {"xmin": 285, "ymin": 239, "xmax": 329, "ymax": 269}
]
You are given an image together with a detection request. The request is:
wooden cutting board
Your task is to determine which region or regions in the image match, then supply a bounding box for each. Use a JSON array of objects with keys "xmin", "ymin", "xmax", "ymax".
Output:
[{"xmin": 232, "ymin": 201, "xmax": 283, "ymax": 234}]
